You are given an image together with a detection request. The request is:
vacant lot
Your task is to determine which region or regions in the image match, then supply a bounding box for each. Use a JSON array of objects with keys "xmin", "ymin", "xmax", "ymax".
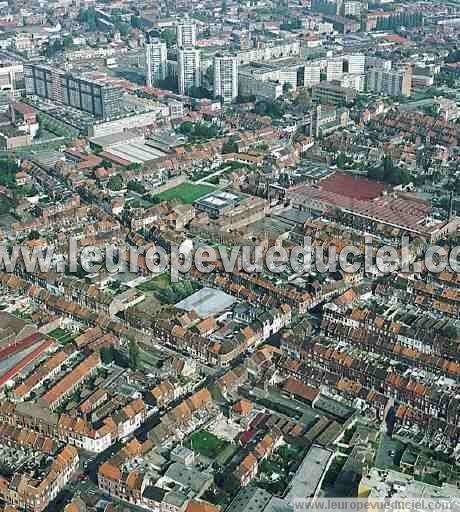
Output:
[
  {"xmin": 186, "ymin": 430, "xmax": 229, "ymax": 460},
  {"xmin": 137, "ymin": 273, "xmax": 171, "ymax": 293},
  {"xmin": 375, "ymin": 433, "xmax": 406, "ymax": 470},
  {"xmin": 154, "ymin": 183, "xmax": 215, "ymax": 204},
  {"xmin": 137, "ymin": 273, "xmax": 201, "ymax": 305}
]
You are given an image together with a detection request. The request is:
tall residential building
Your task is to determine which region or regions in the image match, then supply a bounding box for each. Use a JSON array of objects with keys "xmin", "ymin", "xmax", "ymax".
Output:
[
  {"xmin": 24, "ymin": 63, "xmax": 124, "ymax": 119},
  {"xmin": 327, "ymin": 58, "xmax": 343, "ymax": 81},
  {"xmin": 213, "ymin": 55, "xmax": 238, "ymax": 103},
  {"xmin": 145, "ymin": 39, "xmax": 168, "ymax": 87},
  {"xmin": 366, "ymin": 65, "xmax": 412, "ymax": 97},
  {"xmin": 0, "ymin": 63, "xmax": 24, "ymax": 92},
  {"xmin": 177, "ymin": 20, "xmax": 196, "ymax": 48},
  {"xmin": 345, "ymin": 54, "xmax": 365, "ymax": 75},
  {"xmin": 304, "ymin": 63, "xmax": 321, "ymax": 87},
  {"xmin": 178, "ymin": 48, "xmax": 201, "ymax": 95}
]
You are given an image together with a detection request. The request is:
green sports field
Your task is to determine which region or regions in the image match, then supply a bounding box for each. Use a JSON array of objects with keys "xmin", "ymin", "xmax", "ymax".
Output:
[{"xmin": 154, "ymin": 183, "xmax": 215, "ymax": 204}]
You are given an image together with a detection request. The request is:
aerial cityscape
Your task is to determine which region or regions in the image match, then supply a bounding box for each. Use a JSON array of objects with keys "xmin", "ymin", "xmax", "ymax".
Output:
[{"xmin": 0, "ymin": 0, "xmax": 458, "ymax": 511}]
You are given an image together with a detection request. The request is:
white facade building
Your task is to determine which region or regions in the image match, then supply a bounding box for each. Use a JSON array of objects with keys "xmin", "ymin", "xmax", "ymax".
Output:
[
  {"xmin": 304, "ymin": 63, "xmax": 321, "ymax": 87},
  {"xmin": 177, "ymin": 20, "xmax": 196, "ymax": 48},
  {"xmin": 213, "ymin": 55, "xmax": 238, "ymax": 103},
  {"xmin": 178, "ymin": 48, "xmax": 201, "ymax": 95},
  {"xmin": 145, "ymin": 39, "xmax": 167, "ymax": 87},
  {"xmin": 327, "ymin": 57, "xmax": 343, "ymax": 81},
  {"xmin": 345, "ymin": 53, "xmax": 365, "ymax": 75}
]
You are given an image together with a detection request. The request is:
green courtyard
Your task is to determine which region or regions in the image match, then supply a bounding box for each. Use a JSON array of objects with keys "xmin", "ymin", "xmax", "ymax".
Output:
[
  {"xmin": 153, "ymin": 182, "xmax": 215, "ymax": 204},
  {"xmin": 136, "ymin": 273, "xmax": 201, "ymax": 304},
  {"xmin": 48, "ymin": 327, "xmax": 75, "ymax": 345},
  {"xmin": 186, "ymin": 430, "xmax": 229, "ymax": 460}
]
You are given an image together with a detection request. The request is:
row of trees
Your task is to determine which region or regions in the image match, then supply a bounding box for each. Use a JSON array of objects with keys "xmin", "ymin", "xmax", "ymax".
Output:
[
  {"xmin": 367, "ymin": 156, "xmax": 411, "ymax": 186},
  {"xmin": 179, "ymin": 121, "xmax": 219, "ymax": 140},
  {"xmin": 375, "ymin": 12, "xmax": 424, "ymax": 30}
]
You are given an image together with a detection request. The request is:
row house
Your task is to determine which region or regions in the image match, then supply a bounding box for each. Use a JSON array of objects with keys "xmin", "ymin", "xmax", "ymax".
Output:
[
  {"xmin": 303, "ymin": 341, "xmax": 460, "ymax": 441},
  {"xmin": 113, "ymin": 399, "xmax": 146, "ymax": 440},
  {"xmin": 233, "ymin": 430, "xmax": 282, "ymax": 486},
  {"xmin": 39, "ymin": 352, "xmax": 101, "ymax": 411},
  {"xmin": 216, "ymin": 366, "xmax": 249, "ymax": 398},
  {"xmin": 98, "ymin": 438, "xmax": 148, "ymax": 506},
  {"xmin": 1, "ymin": 445, "xmax": 78, "ymax": 512},
  {"xmin": 146, "ymin": 380, "xmax": 177, "ymax": 408},
  {"xmin": 0, "ymin": 402, "xmax": 59, "ymax": 438},
  {"xmin": 258, "ymin": 304, "xmax": 292, "ymax": 341},
  {"xmin": 322, "ymin": 316, "xmax": 460, "ymax": 379},
  {"xmin": 57, "ymin": 414, "xmax": 114, "ymax": 453},
  {"xmin": 63, "ymin": 280, "xmax": 113, "ymax": 314},
  {"xmin": 12, "ymin": 350, "xmax": 71, "ymax": 402}
]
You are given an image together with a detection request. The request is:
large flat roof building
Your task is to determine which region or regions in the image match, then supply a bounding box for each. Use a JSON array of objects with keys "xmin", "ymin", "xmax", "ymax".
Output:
[
  {"xmin": 285, "ymin": 445, "xmax": 334, "ymax": 501},
  {"xmin": 24, "ymin": 64, "xmax": 124, "ymax": 120}
]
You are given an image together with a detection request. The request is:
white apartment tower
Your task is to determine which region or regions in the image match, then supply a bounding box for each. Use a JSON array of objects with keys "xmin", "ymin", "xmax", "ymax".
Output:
[
  {"xmin": 304, "ymin": 63, "xmax": 321, "ymax": 87},
  {"xmin": 145, "ymin": 40, "xmax": 167, "ymax": 87},
  {"xmin": 366, "ymin": 66, "xmax": 412, "ymax": 97},
  {"xmin": 177, "ymin": 20, "xmax": 196, "ymax": 48},
  {"xmin": 213, "ymin": 55, "xmax": 238, "ymax": 103},
  {"xmin": 327, "ymin": 57, "xmax": 344, "ymax": 81},
  {"xmin": 178, "ymin": 48, "xmax": 201, "ymax": 95},
  {"xmin": 345, "ymin": 54, "xmax": 365, "ymax": 75}
]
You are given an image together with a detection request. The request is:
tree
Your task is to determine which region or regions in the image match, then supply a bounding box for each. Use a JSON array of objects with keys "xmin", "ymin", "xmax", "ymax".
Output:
[
  {"xmin": 255, "ymin": 99, "xmax": 285, "ymax": 119},
  {"xmin": 382, "ymin": 155, "xmax": 394, "ymax": 175},
  {"xmin": 46, "ymin": 40, "xmax": 63, "ymax": 57},
  {"xmin": 0, "ymin": 159, "xmax": 18, "ymax": 189},
  {"xmin": 131, "ymin": 16, "xmax": 143, "ymax": 29},
  {"xmin": 100, "ymin": 345, "xmax": 114, "ymax": 364},
  {"xmin": 128, "ymin": 339, "xmax": 140, "ymax": 370},
  {"xmin": 179, "ymin": 121, "xmax": 194, "ymax": 135},
  {"xmin": 293, "ymin": 90, "xmax": 312, "ymax": 113},
  {"xmin": 127, "ymin": 180, "xmax": 146, "ymax": 194},
  {"xmin": 108, "ymin": 175, "xmax": 124, "ymax": 191},
  {"xmin": 283, "ymin": 82, "xmax": 293, "ymax": 95},
  {"xmin": 336, "ymin": 153, "xmax": 348, "ymax": 168},
  {"xmin": 78, "ymin": 7, "xmax": 98, "ymax": 31},
  {"xmin": 443, "ymin": 325, "xmax": 457, "ymax": 338},
  {"xmin": 28, "ymin": 230, "xmax": 40, "ymax": 240},
  {"xmin": 367, "ymin": 166, "xmax": 384, "ymax": 180},
  {"xmin": 222, "ymin": 137, "xmax": 238, "ymax": 154},
  {"xmin": 127, "ymin": 162, "xmax": 142, "ymax": 172},
  {"xmin": 160, "ymin": 28, "xmax": 176, "ymax": 47},
  {"xmin": 62, "ymin": 35, "xmax": 73, "ymax": 48},
  {"xmin": 116, "ymin": 22, "xmax": 131, "ymax": 38}
]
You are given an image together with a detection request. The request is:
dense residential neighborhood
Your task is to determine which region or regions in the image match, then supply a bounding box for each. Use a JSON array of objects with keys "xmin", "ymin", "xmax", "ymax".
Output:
[{"xmin": 0, "ymin": 0, "xmax": 458, "ymax": 511}]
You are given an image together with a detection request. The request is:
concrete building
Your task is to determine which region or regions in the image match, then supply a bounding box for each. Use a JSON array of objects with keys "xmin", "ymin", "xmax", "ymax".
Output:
[
  {"xmin": 311, "ymin": 104, "xmax": 349, "ymax": 137},
  {"xmin": 238, "ymin": 73, "xmax": 283, "ymax": 100},
  {"xmin": 327, "ymin": 58, "xmax": 344, "ymax": 81},
  {"xmin": 341, "ymin": 73, "xmax": 365, "ymax": 91},
  {"xmin": 312, "ymin": 81, "xmax": 357, "ymax": 105},
  {"xmin": 177, "ymin": 19, "xmax": 196, "ymax": 48},
  {"xmin": 366, "ymin": 65, "xmax": 412, "ymax": 97},
  {"xmin": 213, "ymin": 55, "xmax": 238, "ymax": 103},
  {"xmin": 178, "ymin": 48, "xmax": 201, "ymax": 95},
  {"xmin": 0, "ymin": 63, "xmax": 23, "ymax": 92},
  {"xmin": 343, "ymin": 0, "xmax": 362, "ymax": 16},
  {"xmin": 304, "ymin": 63, "xmax": 321, "ymax": 87},
  {"xmin": 345, "ymin": 53, "xmax": 365, "ymax": 75},
  {"xmin": 327, "ymin": 54, "xmax": 365, "ymax": 81},
  {"xmin": 24, "ymin": 64, "xmax": 124, "ymax": 119},
  {"xmin": 236, "ymin": 40, "xmax": 300, "ymax": 66},
  {"xmin": 238, "ymin": 60, "xmax": 299, "ymax": 99},
  {"xmin": 145, "ymin": 39, "xmax": 167, "ymax": 87},
  {"xmin": 285, "ymin": 445, "xmax": 334, "ymax": 500}
]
